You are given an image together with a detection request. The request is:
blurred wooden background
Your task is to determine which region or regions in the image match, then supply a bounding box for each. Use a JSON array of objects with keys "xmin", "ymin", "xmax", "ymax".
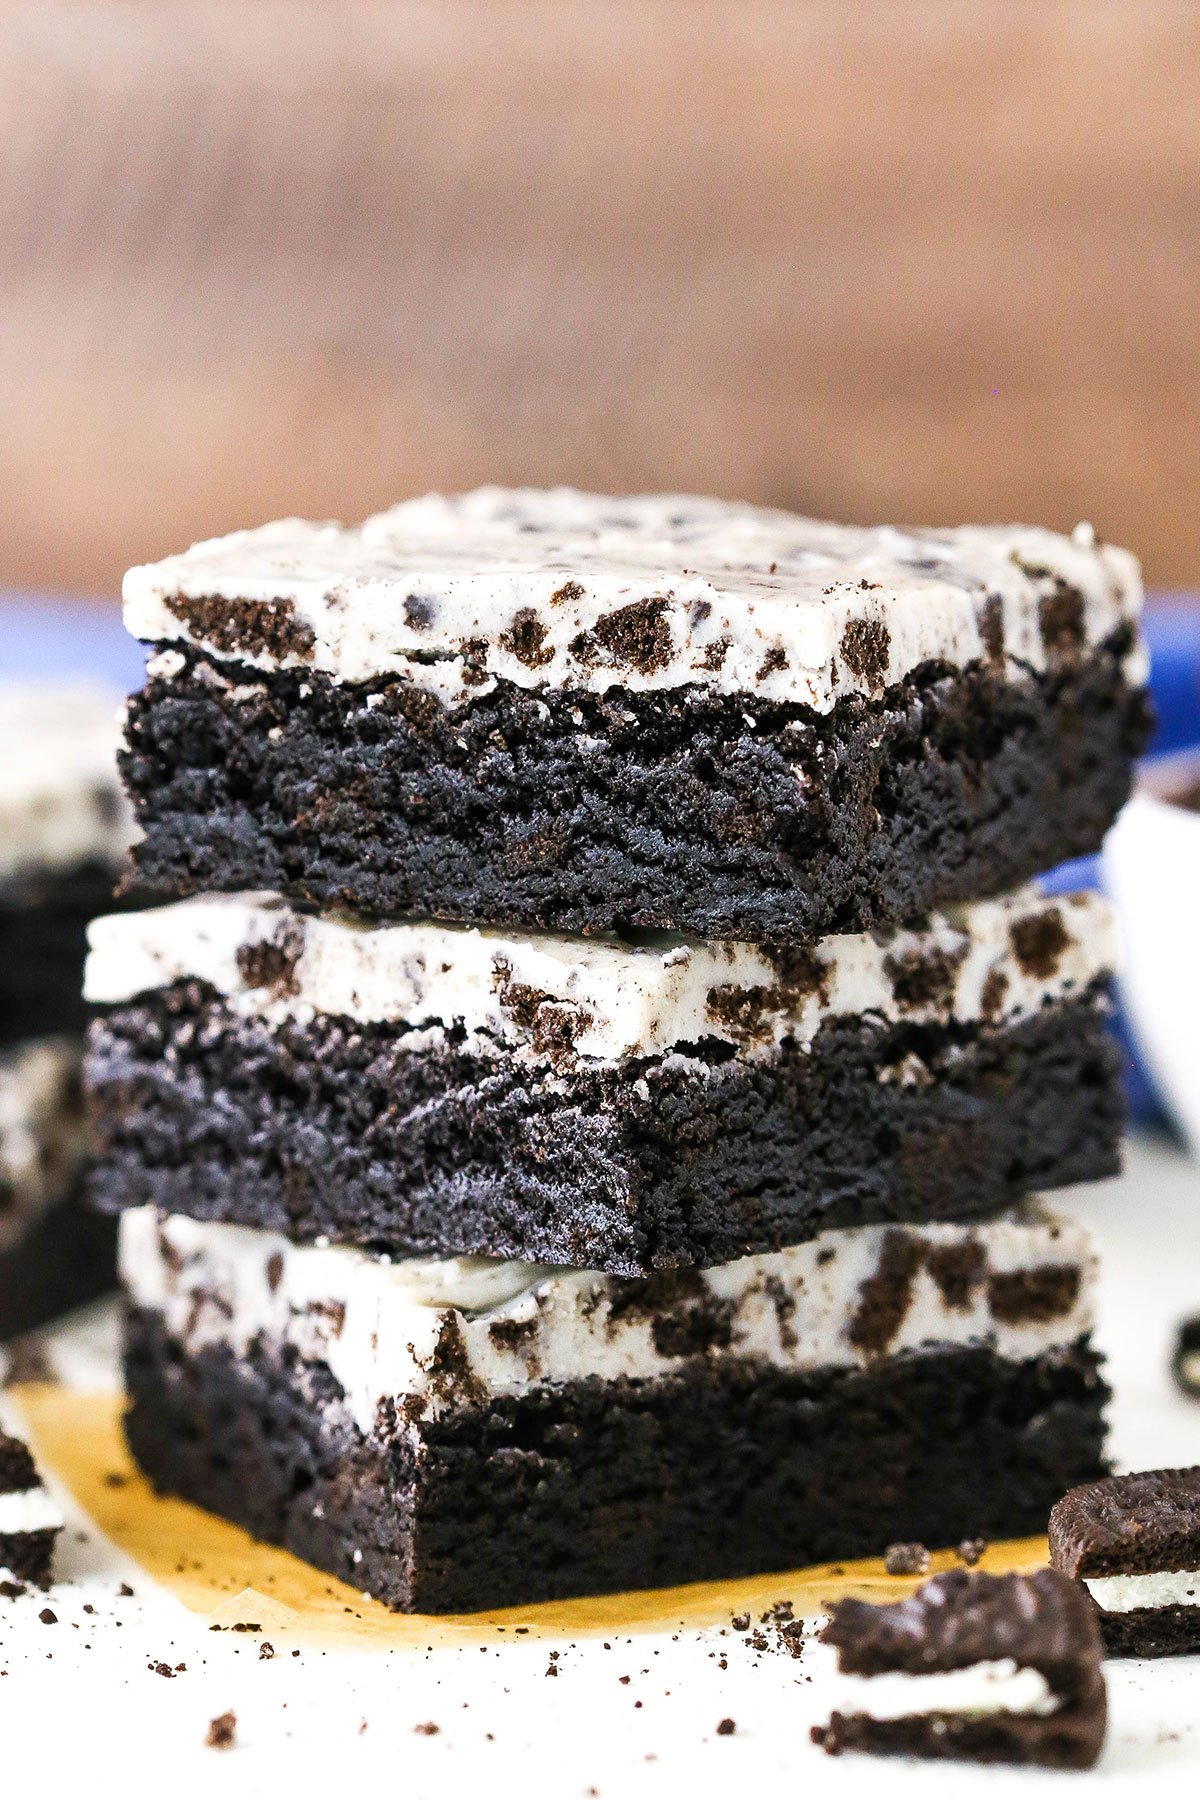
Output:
[{"xmin": 2, "ymin": 0, "xmax": 1199, "ymax": 596}]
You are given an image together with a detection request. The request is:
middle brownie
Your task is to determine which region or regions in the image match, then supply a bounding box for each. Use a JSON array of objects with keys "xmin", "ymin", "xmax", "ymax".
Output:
[{"xmin": 85, "ymin": 887, "xmax": 1120, "ymax": 1275}]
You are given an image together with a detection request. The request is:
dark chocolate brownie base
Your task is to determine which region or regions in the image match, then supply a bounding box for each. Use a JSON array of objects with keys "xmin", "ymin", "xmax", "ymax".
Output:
[
  {"xmin": 88, "ymin": 984, "xmax": 1121, "ymax": 1271},
  {"xmin": 0, "ymin": 1527, "xmax": 57, "ymax": 1588},
  {"xmin": 811, "ymin": 1700, "xmax": 1105, "ymax": 1769},
  {"xmin": 0, "ymin": 862, "xmax": 121, "ymax": 1045},
  {"xmin": 0, "ymin": 1172, "xmax": 118, "ymax": 1340},
  {"xmin": 1097, "ymin": 1605, "xmax": 1200, "ymax": 1658},
  {"xmin": 123, "ymin": 1313, "xmax": 1109, "ymax": 1612},
  {"xmin": 119, "ymin": 635, "xmax": 1151, "ymax": 941}
]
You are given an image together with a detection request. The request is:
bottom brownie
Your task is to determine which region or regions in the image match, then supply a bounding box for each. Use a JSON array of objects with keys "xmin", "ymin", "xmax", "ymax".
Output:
[{"xmin": 124, "ymin": 1310, "xmax": 1108, "ymax": 1613}]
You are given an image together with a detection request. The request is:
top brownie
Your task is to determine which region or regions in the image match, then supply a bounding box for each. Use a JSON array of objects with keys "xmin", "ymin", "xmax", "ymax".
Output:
[{"xmin": 120, "ymin": 489, "xmax": 1150, "ymax": 941}]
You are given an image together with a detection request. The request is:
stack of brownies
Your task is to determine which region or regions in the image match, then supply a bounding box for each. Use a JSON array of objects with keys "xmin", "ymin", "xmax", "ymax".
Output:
[
  {"xmin": 1, "ymin": 685, "xmax": 128, "ymax": 1335},
  {"xmin": 84, "ymin": 489, "xmax": 1151, "ymax": 1611}
]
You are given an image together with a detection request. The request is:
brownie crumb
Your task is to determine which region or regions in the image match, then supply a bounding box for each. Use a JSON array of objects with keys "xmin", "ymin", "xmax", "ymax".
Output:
[
  {"xmin": 987, "ymin": 1264, "xmax": 1080, "ymax": 1325},
  {"xmin": 716, "ymin": 1717, "xmax": 737, "ymax": 1736},
  {"xmin": 1009, "ymin": 908, "xmax": 1071, "ymax": 980},
  {"xmin": 206, "ymin": 1711, "xmax": 237, "ymax": 1749},
  {"xmin": 118, "ymin": 1582, "xmax": 134, "ymax": 1597},
  {"xmin": 591, "ymin": 595, "xmax": 673, "ymax": 675},
  {"xmin": 38, "ymin": 1607, "xmax": 57, "ymax": 1625},
  {"xmin": 414, "ymin": 1722, "xmax": 440, "ymax": 1736},
  {"xmin": 500, "ymin": 608, "xmax": 555, "ymax": 669},
  {"xmin": 884, "ymin": 1542, "xmax": 930, "ymax": 1577},
  {"xmin": 0, "ymin": 1580, "xmax": 27, "ymax": 1600},
  {"xmin": 258, "ymin": 1641, "xmax": 275, "ymax": 1660},
  {"xmin": 236, "ymin": 925, "xmax": 304, "ymax": 999},
  {"xmin": 150, "ymin": 1660, "xmax": 175, "ymax": 1677},
  {"xmin": 166, "ymin": 593, "xmax": 315, "ymax": 662},
  {"xmin": 840, "ymin": 619, "xmax": 891, "ymax": 689},
  {"xmin": 847, "ymin": 1231, "xmax": 924, "ymax": 1357},
  {"xmin": 958, "ymin": 1537, "xmax": 988, "ymax": 1567},
  {"xmin": 729, "ymin": 1612, "xmax": 750, "ymax": 1632}
]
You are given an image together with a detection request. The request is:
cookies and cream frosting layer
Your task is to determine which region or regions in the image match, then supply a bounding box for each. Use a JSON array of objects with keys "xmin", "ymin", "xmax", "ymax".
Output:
[
  {"xmin": 85, "ymin": 888, "xmax": 1114, "ymax": 1067},
  {"xmin": 1084, "ymin": 1571, "xmax": 1200, "ymax": 1613},
  {"xmin": 120, "ymin": 1204, "xmax": 1096, "ymax": 1434},
  {"xmin": 826, "ymin": 1660, "xmax": 1060, "ymax": 1721},
  {"xmin": 0, "ymin": 685, "xmax": 132, "ymax": 882},
  {"xmin": 0, "ymin": 1039, "xmax": 85, "ymax": 1252},
  {"xmin": 123, "ymin": 487, "xmax": 1146, "ymax": 709}
]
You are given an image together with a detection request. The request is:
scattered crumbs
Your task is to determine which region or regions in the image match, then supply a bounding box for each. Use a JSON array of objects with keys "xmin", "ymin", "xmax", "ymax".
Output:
[
  {"xmin": 206, "ymin": 1712, "xmax": 237, "ymax": 1750},
  {"xmin": 884, "ymin": 1541, "xmax": 930, "ymax": 1577},
  {"xmin": 730, "ymin": 1612, "xmax": 750, "ymax": 1632},
  {"xmin": 38, "ymin": 1608, "xmax": 57, "ymax": 1625},
  {"xmin": 957, "ymin": 1537, "xmax": 988, "ymax": 1567},
  {"xmin": 231, "ymin": 1621, "xmax": 261, "ymax": 1633},
  {"xmin": 545, "ymin": 1663, "xmax": 558, "ymax": 1678},
  {"xmin": 414, "ymin": 1722, "xmax": 440, "ymax": 1736},
  {"xmin": 118, "ymin": 1583, "xmax": 134, "ymax": 1597},
  {"xmin": 619, "ymin": 1675, "xmax": 631, "ymax": 1686},
  {"xmin": 258, "ymin": 1642, "xmax": 275, "ymax": 1661},
  {"xmin": 717, "ymin": 1718, "xmax": 737, "ymax": 1736},
  {"xmin": 150, "ymin": 1661, "xmax": 175, "ymax": 1678},
  {"xmin": 291, "ymin": 1649, "xmax": 301, "ymax": 1658},
  {"xmin": 1, "ymin": 1580, "xmax": 27, "ymax": 1600},
  {"xmin": 82, "ymin": 1604, "xmax": 96, "ymax": 1615}
]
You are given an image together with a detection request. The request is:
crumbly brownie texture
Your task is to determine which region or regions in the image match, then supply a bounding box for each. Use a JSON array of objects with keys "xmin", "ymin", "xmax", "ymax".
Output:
[
  {"xmin": 85, "ymin": 889, "xmax": 1120, "ymax": 1269},
  {"xmin": 118, "ymin": 636, "xmax": 1150, "ymax": 941},
  {"xmin": 88, "ymin": 984, "xmax": 1119, "ymax": 1271},
  {"xmin": 1049, "ymin": 1467, "xmax": 1200, "ymax": 1658},
  {"xmin": 122, "ymin": 489, "xmax": 1144, "ymax": 704},
  {"xmin": 123, "ymin": 1312, "xmax": 1108, "ymax": 1614},
  {"xmin": 0, "ymin": 1039, "xmax": 116, "ymax": 1335},
  {"xmin": 813, "ymin": 1569, "xmax": 1106, "ymax": 1769},
  {"xmin": 0, "ymin": 1430, "xmax": 63, "ymax": 1588}
]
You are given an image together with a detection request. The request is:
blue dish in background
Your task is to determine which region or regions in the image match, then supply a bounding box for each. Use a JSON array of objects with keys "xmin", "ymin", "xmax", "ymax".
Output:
[{"xmin": 5, "ymin": 590, "xmax": 1200, "ymax": 1126}]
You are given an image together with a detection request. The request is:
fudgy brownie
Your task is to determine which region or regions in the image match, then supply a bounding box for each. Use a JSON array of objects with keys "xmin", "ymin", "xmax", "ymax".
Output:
[
  {"xmin": 118, "ymin": 489, "xmax": 1151, "ymax": 941},
  {"xmin": 0, "ymin": 684, "xmax": 132, "ymax": 1044},
  {"xmin": 0, "ymin": 1039, "xmax": 117, "ymax": 1337},
  {"xmin": 85, "ymin": 888, "xmax": 1121, "ymax": 1272},
  {"xmin": 0, "ymin": 1429, "xmax": 63, "ymax": 1589},
  {"xmin": 1050, "ymin": 1467, "xmax": 1200, "ymax": 1657},
  {"xmin": 119, "ymin": 1202, "xmax": 1108, "ymax": 1612},
  {"xmin": 812, "ymin": 1568, "xmax": 1106, "ymax": 1768}
]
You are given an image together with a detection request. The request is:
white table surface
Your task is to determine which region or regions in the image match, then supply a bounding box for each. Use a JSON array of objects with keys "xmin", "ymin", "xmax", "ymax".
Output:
[{"xmin": 2, "ymin": 1130, "xmax": 1199, "ymax": 1798}]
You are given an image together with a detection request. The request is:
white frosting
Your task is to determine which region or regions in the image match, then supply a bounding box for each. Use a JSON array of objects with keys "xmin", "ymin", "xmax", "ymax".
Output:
[
  {"xmin": 0, "ymin": 1487, "xmax": 64, "ymax": 1536},
  {"xmin": 830, "ymin": 1659, "xmax": 1059, "ymax": 1721},
  {"xmin": 0, "ymin": 684, "xmax": 132, "ymax": 881},
  {"xmin": 119, "ymin": 1204, "xmax": 1095, "ymax": 1435},
  {"xmin": 1085, "ymin": 1570, "xmax": 1200, "ymax": 1613},
  {"xmin": 122, "ymin": 488, "xmax": 1146, "ymax": 710},
  {"xmin": 85, "ymin": 888, "xmax": 1115, "ymax": 1066},
  {"xmin": 0, "ymin": 1039, "xmax": 85, "ymax": 1252}
]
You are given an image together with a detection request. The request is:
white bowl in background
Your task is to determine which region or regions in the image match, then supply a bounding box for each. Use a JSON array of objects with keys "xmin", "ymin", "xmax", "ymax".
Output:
[{"xmin": 1103, "ymin": 750, "xmax": 1200, "ymax": 1154}]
